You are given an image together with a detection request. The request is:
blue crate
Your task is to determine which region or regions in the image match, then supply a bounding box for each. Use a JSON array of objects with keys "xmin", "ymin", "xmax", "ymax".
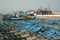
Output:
[
  {"xmin": 58, "ymin": 22, "xmax": 60, "ymax": 25},
  {"xmin": 54, "ymin": 26, "xmax": 60, "ymax": 30},
  {"xmin": 47, "ymin": 29, "xmax": 55, "ymax": 32},
  {"xmin": 56, "ymin": 32, "xmax": 60, "ymax": 36},
  {"xmin": 44, "ymin": 29, "xmax": 55, "ymax": 37},
  {"xmin": 49, "ymin": 34, "xmax": 60, "ymax": 40},
  {"xmin": 39, "ymin": 27, "xmax": 48, "ymax": 32},
  {"xmin": 0, "ymin": 22, "xmax": 9, "ymax": 27},
  {"xmin": 22, "ymin": 25, "xmax": 31, "ymax": 29},
  {"xmin": 28, "ymin": 18, "xmax": 41, "ymax": 25},
  {"xmin": 31, "ymin": 27, "xmax": 40, "ymax": 33},
  {"xmin": 16, "ymin": 24, "xmax": 31, "ymax": 31},
  {"xmin": 55, "ymin": 20, "xmax": 60, "ymax": 25},
  {"xmin": 43, "ymin": 20, "xmax": 55, "ymax": 25},
  {"xmin": 36, "ymin": 33, "xmax": 45, "ymax": 37},
  {"xmin": 12, "ymin": 23, "xmax": 21, "ymax": 28},
  {"xmin": 26, "ymin": 25, "xmax": 41, "ymax": 33},
  {"xmin": 36, "ymin": 29, "xmax": 56, "ymax": 37},
  {"xmin": 50, "ymin": 36, "xmax": 57, "ymax": 39},
  {"xmin": 54, "ymin": 20, "xmax": 58, "ymax": 24}
]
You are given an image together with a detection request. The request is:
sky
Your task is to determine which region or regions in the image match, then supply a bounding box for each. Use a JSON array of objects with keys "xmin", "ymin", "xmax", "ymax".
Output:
[{"xmin": 0, "ymin": 0, "xmax": 60, "ymax": 14}]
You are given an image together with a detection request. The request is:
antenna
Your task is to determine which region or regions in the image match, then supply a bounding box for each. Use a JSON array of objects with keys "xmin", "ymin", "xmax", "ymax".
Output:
[
  {"xmin": 48, "ymin": 3, "xmax": 50, "ymax": 11},
  {"xmin": 39, "ymin": 4, "xmax": 42, "ymax": 10}
]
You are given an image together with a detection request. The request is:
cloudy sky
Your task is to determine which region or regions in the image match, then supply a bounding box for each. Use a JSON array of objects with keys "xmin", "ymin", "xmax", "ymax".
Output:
[{"xmin": 0, "ymin": 0, "xmax": 60, "ymax": 13}]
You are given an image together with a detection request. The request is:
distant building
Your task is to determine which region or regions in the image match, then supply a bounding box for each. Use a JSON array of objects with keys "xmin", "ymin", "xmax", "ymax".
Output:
[
  {"xmin": 36, "ymin": 9, "xmax": 42, "ymax": 15},
  {"xmin": 36, "ymin": 8, "xmax": 52, "ymax": 15}
]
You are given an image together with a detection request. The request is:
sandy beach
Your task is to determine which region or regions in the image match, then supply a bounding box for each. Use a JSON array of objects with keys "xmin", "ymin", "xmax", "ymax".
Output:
[{"xmin": 36, "ymin": 16, "xmax": 60, "ymax": 20}]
